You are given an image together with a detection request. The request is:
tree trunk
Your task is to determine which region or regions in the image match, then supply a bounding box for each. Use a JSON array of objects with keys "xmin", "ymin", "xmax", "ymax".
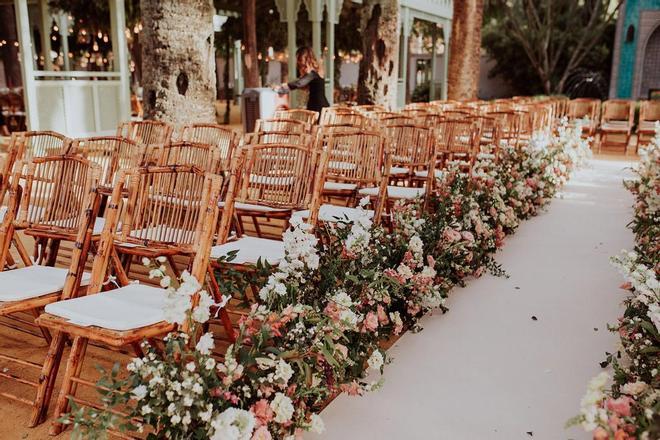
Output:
[
  {"xmin": 140, "ymin": 0, "xmax": 216, "ymax": 124},
  {"xmin": 0, "ymin": 5, "xmax": 22, "ymax": 88},
  {"xmin": 447, "ymin": 0, "xmax": 484, "ymax": 100},
  {"xmin": 357, "ymin": 0, "xmax": 400, "ymax": 108},
  {"xmin": 242, "ymin": 0, "xmax": 259, "ymax": 88}
]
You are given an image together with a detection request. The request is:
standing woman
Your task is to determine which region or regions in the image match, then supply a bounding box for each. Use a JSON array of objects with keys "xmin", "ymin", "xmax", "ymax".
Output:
[{"xmin": 279, "ymin": 47, "xmax": 329, "ymax": 113}]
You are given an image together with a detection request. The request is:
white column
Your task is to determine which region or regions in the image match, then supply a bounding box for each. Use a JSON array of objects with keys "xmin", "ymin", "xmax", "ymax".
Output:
[
  {"xmin": 430, "ymin": 26, "xmax": 437, "ymax": 101},
  {"xmin": 304, "ymin": 0, "xmax": 323, "ymax": 59},
  {"xmin": 234, "ymin": 39, "xmax": 244, "ymax": 95},
  {"xmin": 58, "ymin": 12, "xmax": 70, "ymax": 71},
  {"xmin": 15, "ymin": 0, "xmax": 39, "ymax": 130},
  {"xmin": 39, "ymin": 0, "xmax": 53, "ymax": 70},
  {"xmin": 325, "ymin": 0, "xmax": 340, "ymax": 105},
  {"xmin": 110, "ymin": 0, "xmax": 131, "ymax": 122},
  {"xmin": 441, "ymin": 19, "xmax": 450, "ymax": 100}
]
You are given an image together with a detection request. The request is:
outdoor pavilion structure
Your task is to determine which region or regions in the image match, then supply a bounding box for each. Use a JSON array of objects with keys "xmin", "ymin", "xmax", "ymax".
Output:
[
  {"xmin": 9, "ymin": 0, "xmax": 454, "ymax": 135},
  {"xmin": 272, "ymin": 0, "xmax": 454, "ymax": 107}
]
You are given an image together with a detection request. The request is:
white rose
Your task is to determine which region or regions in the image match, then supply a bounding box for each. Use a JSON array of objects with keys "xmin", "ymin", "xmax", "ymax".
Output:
[{"xmin": 270, "ymin": 392, "xmax": 295, "ymax": 423}]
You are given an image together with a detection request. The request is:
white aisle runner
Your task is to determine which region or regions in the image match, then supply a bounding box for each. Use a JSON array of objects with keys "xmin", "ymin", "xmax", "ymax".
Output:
[{"xmin": 310, "ymin": 159, "xmax": 636, "ymax": 440}]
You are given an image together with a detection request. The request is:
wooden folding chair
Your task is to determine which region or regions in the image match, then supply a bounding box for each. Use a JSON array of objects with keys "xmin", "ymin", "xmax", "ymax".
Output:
[
  {"xmin": 380, "ymin": 114, "xmax": 415, "ymax": 126},
  {"xmin": 566, "ymin": 98, "xmax": 600, "ymax": 137},
  {"xmin": 441, "ymin": 119, "xmax": 481, "ymax": 171},
  {"xmin": 0, "ymin": 131, "xmax": 70, "ymax": 207},
  {"xmin": 208, "ymin": 145, "xmax": 327, "ymax": 339},
  {"xmin": 320, "ymin": 108, "xmax": 370, "ymax": 128},
  {"xmin": 293, "ymin": 131, "xmax": 388, "ymax": 224},
  {"xmin": 245, "ymin": 131, "xmax": 312, "ymax": 146},
  {"xmin": 638, "ymin": 100, "xmax": 660, "ymax": 148},
  {"xmin": 179, "ymin": 123, "xmax": 237, "ymax": 172},
  {"xmin": 157, "ymin": 141, "xmax": 222, "ymax": 174},
  {"xmin": 36, "ymin": 166, "xmax": 222, "ymax": 435},
  {"xmin": 254, "ymin": 118, "xmax": 308, "ymax": 134},
  {"xmin": 69, "ymin": 136, "xmax": 146, "ymax": 194},
  {"xmin": 273, "ymin": 109, "xmax": 319, "ymax": 125},
  {"xmin": 599, "ymin": 99, "xmax": 634, "ymax": 153},
  {"xmin": 0, "ymin": 156, "xmax": 101, "ymax": 427},
  {"xmin": 117, "ymin": 120, "xmax": 172, "ymax": 148}
]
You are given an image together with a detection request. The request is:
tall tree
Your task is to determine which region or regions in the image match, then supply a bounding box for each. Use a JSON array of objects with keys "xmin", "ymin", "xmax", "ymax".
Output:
[
  {"xmin": 0, "ymin": 5, "xmax": 22, "ymax": 87},
  {"xmin": 140, "ymin": 0, "xmax": 216, "ymax": 123},
  {"xmin": 483, "ymin": 0, "xmax": 620, "ymax": 95},
  {"xmin": 357, "ymin": 0, "xmax": 400, "ymax": 108},
  {"xmin": 242, "ymin": 0, "xmax": 259, "ymax": 88},
  {"xmin": 447, "ymin": 0, "xmax": 484, "ymax": 100}
]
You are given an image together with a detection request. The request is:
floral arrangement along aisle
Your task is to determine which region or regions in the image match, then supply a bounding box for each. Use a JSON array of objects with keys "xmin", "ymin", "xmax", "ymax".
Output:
[
  {"xmin": 572, "ymin": 125, "xmax": 659, "ymax": 440},
  {"xmin": 67, "ymin": 123, "xmax": 591, "ymax": 440}
]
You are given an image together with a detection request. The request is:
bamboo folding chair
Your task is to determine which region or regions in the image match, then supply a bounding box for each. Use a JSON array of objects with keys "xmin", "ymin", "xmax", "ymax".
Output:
[
  {"xmin": 179, "ymin": 123, "xmax": 237, "ymax": 173},
  {"xmin": 157, "ymin": 141, "xmax": 222, "ymax": 174},
  {"xmin": 566, "ymin": 98, "xmax": 599, "ymax": 137},
  {"xmin": 219, "ymin": 143, "xmax": 321, "ymax": 239},
  {"xmin": 36, "ymin": 166, "xmax": 222, "ymax": 435},
  {"xmin": 0, "ymin": 156, "xmax": 101, "ymax": 427},
  {"xmin": 0, "ymin": 131, "xmax": 70, "ymax": 207},
  {"xmin": 319, "ymin": 108, "xmax": 370, "ymax": 127},
  {"xmin": 599, "ymin": 99, "xmax": 634, "ymax": 153},
  {"xmin": 273, "ymin": 109, "xmax": 319, "ymax": 125},
  {"xmin": 117, "ymin": 120, "xmax": 172, "ymax": 148},
  {"xmin": 470, "ymin": 115, "xmax": 500, "ymax": 150},
  {"xmin": 69, "ymin": 136, "xmax": 146, "ymax": 194},
  {"xmin": 208, "ymin": 146, "xmax": 327, "ymax": 339},
  {"xmin": 486, "ymin": 111, "xmax": 521, "ymax": 148},
  {"xmin": 294, "ymin": 131, "xmax": 389, "ymax": 223},
  {"xmin": 421, "ymin": 113, "xmax": 445, "ymax": 129},
  {"xmin": 437, "ymin": 119, "xmax": 481, "ymax": 173},
  {"xmin": 401, "ymin": 108, "xmax": 430, "ymax": 118},
  {"xmin": 638, "ymin": 100, "xmax": 660, "ymax": 148},
  {"xmin": 254, "ymin": 118, "xmax": 308, "ymax": 134}
]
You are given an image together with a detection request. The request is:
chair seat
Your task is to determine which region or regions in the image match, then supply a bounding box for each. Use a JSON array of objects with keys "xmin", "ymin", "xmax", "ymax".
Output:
[
  {"xmin": 118, "ymin": 225, "xmax": 196, "ymax": 247},
  {"xmin": 249, "ymin": 175, "xmax": 296, "ymax": 186},
  {"xmin": 389, "ymin": 166, "xmax": 410, "ymax": 176},
  {"xmin": 324, "ymin": 181, "xmax": 358, "ymax": 191},
  {"xmin": 210, "ymin": 236, "xmax": 284, "ymax": 265},
  {"xmin": 601, "ymin": 121, "xmax": 630, "ymax": 132},
  {"xmin": 219, "ymin": 201, "xmax": 290, "ymax": 213},
  {"xmin": 414, "ymin": 169, "xmax": 444, "ymax": 179},
  {"xmin": 292, "ymin": 204, "xmax": 374, "ymax": 223},
  {"xmin": 44, "ymin": 284, "xmax": 167, "ymax": 331},
  {"xmin": 0, "ymin": 266, "xmax": 91, "ymax": 302},
  {"xmin": 638, "ymin": 120, "xmax": 659, "ymax": 132},
  {"xmin": 358, "ymin": 186, "xmax": 425, "ymax": 199}
]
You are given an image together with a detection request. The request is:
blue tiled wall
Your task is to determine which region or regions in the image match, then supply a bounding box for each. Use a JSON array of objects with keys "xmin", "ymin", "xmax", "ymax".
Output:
[{"xmin": 616, "ymin": 0, "xmax": 660, "ymax": 98}]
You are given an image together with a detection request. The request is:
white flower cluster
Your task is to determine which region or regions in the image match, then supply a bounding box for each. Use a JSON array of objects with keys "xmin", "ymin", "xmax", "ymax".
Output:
[
  {"xmin": 330, "ymin": 289, "xmax": 362, "ymax": 329},
  {"xmin": 554, "ymin": 118, "xmax": 592, "ymax": 168},
  {"xmin": 344, "ymin": 197, "xmax": 374, "ymax": 255},
  {"xmin": 611, "ymin": 250, "xmax": 660, "ymax": 332},
  {"xmin": 259, "ymin": 217, "xmax": 319, "ymax": 301},
  {"xmin": 210, "ymin": 408, "xmax": 255, "ymax": 440},
  {"xmin": 633, "ymin": 123, "xmax": 660, "ymax": 215},
  {"xmin": 579, "ymin": 372, "xmax": 610, "ymax": 431}
]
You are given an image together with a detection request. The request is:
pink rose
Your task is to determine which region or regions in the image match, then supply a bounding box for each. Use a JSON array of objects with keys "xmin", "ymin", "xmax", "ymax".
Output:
[
  {"xmin": 377, "ymin": 305, "xmax": 389, "ymax": 325},
  {"xmin": 461, "ymin": 231, "xmax": 475, "ymax": 243},
  {"xmin": 251, "ymin": 399, "xmax": 274, "ymax": 425},
  {"xmin": 606, "ymin": 396, "xmax": 633, "ymax": 418},
  {"xmin": 442, "ymin": 227, "xmax": 462, "ymax": 243},
  {"xmin": 364, "ymin": 312, "xmax": 379, "ymax": 332},
  {"xmin": 252, "ymin": 426, "xmax": 273, "ymax": 440},
  {"xmin": 593, "ymin": 427, "xmax": 609, "ymax": 440}
]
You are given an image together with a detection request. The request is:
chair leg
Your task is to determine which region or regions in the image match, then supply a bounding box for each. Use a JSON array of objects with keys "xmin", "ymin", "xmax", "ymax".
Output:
[
  {"xmin": 29, "ymin": 331, "xmax": 67, "ymax": 427},
  {"xmin": 49, "ymin": 336, "xmax": 88, "ymax": 436},
  {"xmin": 31, "ymin": 308, "xmax": 52, "ymax": 344}
]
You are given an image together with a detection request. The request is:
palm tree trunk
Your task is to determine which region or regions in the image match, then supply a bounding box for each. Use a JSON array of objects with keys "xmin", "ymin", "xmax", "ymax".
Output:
[
  {"xmin": 242, "ymin": 0, "xmax": 259, "ymax": 88},
  {"xmin": 357, "ymin": 0, "xmax": 400, "ymax": 108},
  {"xmin": 447, "ymin": 0, "xmax": 484, "ymax": 100},
  {"xmin": 140, "ymin": 0, "xmax": 216, "ymax": 124}
]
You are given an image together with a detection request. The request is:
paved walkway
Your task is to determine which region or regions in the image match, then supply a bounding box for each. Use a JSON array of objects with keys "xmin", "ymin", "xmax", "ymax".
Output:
[{"xmin": 311, "ymin": 159, "xmax": 637, "ymax": 440}]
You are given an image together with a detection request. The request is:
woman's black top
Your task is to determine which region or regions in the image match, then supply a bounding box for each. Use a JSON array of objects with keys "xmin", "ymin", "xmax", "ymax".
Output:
[{"xmin": 287, "ymin": 70, "xmax": 329, "ymax": 113}]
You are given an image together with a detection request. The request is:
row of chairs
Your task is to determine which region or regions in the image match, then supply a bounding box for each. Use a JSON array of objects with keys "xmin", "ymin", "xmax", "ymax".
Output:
[{"xmin": 0, "ymin": 96, "xmax": 568, "ymax": 433}]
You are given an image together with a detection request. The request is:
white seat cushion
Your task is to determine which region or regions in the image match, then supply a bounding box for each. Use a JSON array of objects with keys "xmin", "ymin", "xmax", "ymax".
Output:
[
  {"xmin": 328, "ymin": 161, "xmax": 357, "ymax": 171},
  {"xmin": 44, "ymin": 284, "xmax": 167, "ymax": 331},
  {"xmin": 219, "ymin": 201, "xmax": 290, "ymax": 213},
  {"xmin": 601, "ymin": 121, "xmax": 630, "ymax": 131},
  {"xmin": 210, "ymin": 236, "xmax": 284, "ymax": 265},
  {"xmin": 414, "ymin": 169, "xmax": 444, "ymax": 179},
  {"xmin": 389, "ymin": 166, "xmax": 410, "ymax": 176},
  {"xmin": 292, "ymin": 204, "xmax": 374, "ymax": 223},
  {"xmin": 358, "ymin": 186, "xmax": 425, "ymax": 199},
  {"xmin": 0, "ymin": 266, "xmax": 91, "ymax": 302},
  {"xmin": 324, "ymin": 182, "xmax": 358, "ymax": 191},
  {"xmin": 638, "ymin": 121, "xmax": 659, "ymax": 132},
  {"xmin": 249, "ymin": 175, "xmax": 295, "ymax": 186}
]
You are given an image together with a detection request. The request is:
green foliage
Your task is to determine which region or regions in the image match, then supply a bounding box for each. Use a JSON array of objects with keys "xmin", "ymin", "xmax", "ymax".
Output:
[{"xmin": 482, "ymin": 0, "xmax": 619, "ymax": 95}]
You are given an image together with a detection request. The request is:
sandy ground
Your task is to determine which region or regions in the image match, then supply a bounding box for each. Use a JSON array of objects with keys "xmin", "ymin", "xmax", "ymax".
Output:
[{"xmin": 309, "ymin": 158, "xmax": 637, "ymax": 440}]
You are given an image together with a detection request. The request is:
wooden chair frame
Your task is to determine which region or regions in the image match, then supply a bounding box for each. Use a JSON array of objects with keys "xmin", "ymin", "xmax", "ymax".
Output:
[
  {"xmin": 179, "ymin": 123, "xmax": 237, "ymax": 172},
  {"xmin": 273, "ymin": 109, "xmax": 319, "ymax": 125},
  {"xmin": 599, "ymin": 99, "xmax": 634, "ymax": 153}
]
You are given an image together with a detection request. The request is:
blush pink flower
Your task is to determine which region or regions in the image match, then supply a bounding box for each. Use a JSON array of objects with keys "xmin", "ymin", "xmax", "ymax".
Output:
[
  {"xmin": 442, "ymin": 228, "xmax": 462, "ymax": 243},
  {"xmin": 251, "ymin": 399, "xmax": 274, "ymax": 425},
  {"xmin": 606, "ymin": 396, "xmax": 633, "ymax": 417},
  {"xmin": 252, "ymin": 426, "xmax": 273, "ymax": 440},
  {"xmin": 364, "ymin": 312, "xmax": 379, "ymax": 332}
]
